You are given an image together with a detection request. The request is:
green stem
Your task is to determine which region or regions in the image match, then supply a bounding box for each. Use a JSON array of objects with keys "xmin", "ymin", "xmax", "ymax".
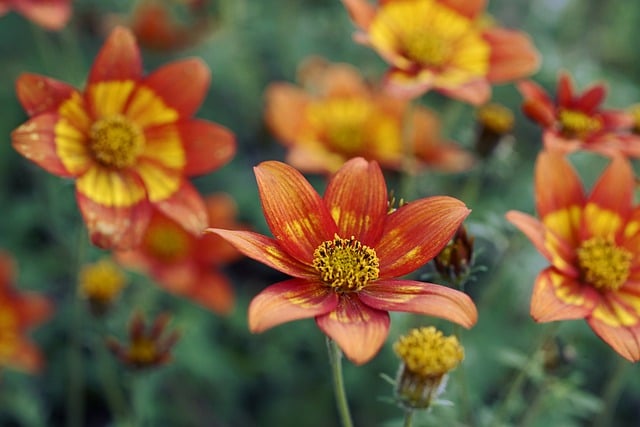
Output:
[
  {"xmin": 403, "ymin": 409, "xmax": 414, "ymax": 427},
  {"xmin": 519, "ymin": 378, "xmax": 552, "ymax": 427},
  {"xmin": 400, "ymin": 101, "xmax": 417, "ymax": 201},
  {"xmin": 327, "ymin": 338, "xmax": 354, "ymax": 427},
  {"xmin": 593, "ymin": 357, "xmax": 631, "ymax": 427}
]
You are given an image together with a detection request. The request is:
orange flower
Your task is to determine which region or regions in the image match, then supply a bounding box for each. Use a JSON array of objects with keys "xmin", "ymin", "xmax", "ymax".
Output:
[
  {"xmin": 0, "ymin": 0, "xmax": 71, "ymax": 30},
  {"xmin": 265, "ymin": 57, "xmax": 474, "ymax": 173},
  {"xmin": 12, "ymin": 26, "xmax": 236, "ymax": 250},
  {"xmin": 115, "ymin": 194, "xmax": 243, "ymax": 315},
  {"xmin": 207, "ymin": 157, "xmax": 477, "ymax": 364},
  {"xmin": 518, "ymin": 72, "xmax": 640, "ymax": 156},
  {"xmin": 342, "ymin": 0, "xmax": 539, "ymax": 104},
  {"xmin": 0, "ymin": 251, "xmax": 53, "ymax": 373},
  {"xmin": 506, "ymin": 151, "xmax": 640, "ymax": 362}
]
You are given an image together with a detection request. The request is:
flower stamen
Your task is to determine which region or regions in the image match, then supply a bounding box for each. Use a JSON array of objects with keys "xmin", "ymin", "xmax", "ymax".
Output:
[
  {"xmin": 577, "ymin": 236, "xmax": 631, "ymax": 291},
  {"xmin": 312, "ymin": 234, "xmax": 379, "ymax": 292},
  {"xmin": 89, "ymin": 115, "xmax": 144, "ymax": 168},
  {"xmin": 558, "ymin": 109, "xmax": 602, "ymax": 138}
]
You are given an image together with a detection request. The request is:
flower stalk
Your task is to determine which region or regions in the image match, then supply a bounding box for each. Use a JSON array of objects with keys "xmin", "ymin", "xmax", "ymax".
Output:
[{"xmin": 327, "ymin": 338, "xmax": 354, "ymax": 427}]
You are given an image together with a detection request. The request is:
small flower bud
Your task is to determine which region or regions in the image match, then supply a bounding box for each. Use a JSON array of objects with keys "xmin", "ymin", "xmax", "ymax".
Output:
[
  {"xmin": 79, "ymin": 258, "xmax": 126, "ymax": 316},
  {"xmin": 474, "ymin": 103, "xmax": 514, "ymax": 158},
  {"xmin": 433, "ymin": 225, "xmax": 474, "ymax": 285}
]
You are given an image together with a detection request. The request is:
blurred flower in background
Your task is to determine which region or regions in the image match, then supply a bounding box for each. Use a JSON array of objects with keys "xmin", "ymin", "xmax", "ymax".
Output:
[
  {"xmin": 518, "ymin": 71, "xmax": 640, "ymax": 156},
  {"xmin": 79, "ymin": 257, "xmax": 127, "ymax": 316},
  {"xmin": 507, "ymin": 151, "xmax": 640, "ymax": 362},
  {"xmin": 208, "ymin": 157, "xmax": 477, "ymax": 364},
  {"xmin": 11, "ymin": 26, "xmax": 236, "ymax": 250},
  {"xmin": 0, "ymin": 0, "xmax": 71, "ymax": 30},
  {"xmin": 474, "ymin": 101, "xmax": 514, "ymax": 159},
  {"xmin": 265, "ymin": 57, "xmax": 474, "ymax": 174},
  {"xmin": 115, "ymin": 193, "xmax": 245, "ymax": 315},
  {"xmin": 341, "ymin": 0, "xmax": 540, "ymax": 103},
  {"xmin": 0, "ymin": 251, "xmax": 53, "ymax": 373}
]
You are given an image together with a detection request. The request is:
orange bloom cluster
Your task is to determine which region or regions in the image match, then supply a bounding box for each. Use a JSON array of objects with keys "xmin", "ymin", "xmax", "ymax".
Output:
[
  {"xmin": 507, "ymin": 152, "xmax": 640, "ymax": 362},
  {"xmin": 208, "ymin": 157, "xmax": 477, "ymax": 364},
  {"xmin": 342, "ymin": 0, "xmax": 540, "ymax": 104},
  {"xmin": 518, "ymin": 72, "xmax": 640, "ymax": 157},
  {"xmin": 0, "ymin": 251, "xmax": 53, "ymax": 373},
  {"xmin": 0, "ymin": 0, "xmax": 71, "ymax": 30},
  {"xmin": 265, "ymin": 58, "xmax": 474, "ymax": 173},
  {"xmin": 116, "ymin": 194, "xmax": 245, "ymax": 315},
  {"xmin": 12, "ymin": 26, "xmax": 236, "ymax": 250}
]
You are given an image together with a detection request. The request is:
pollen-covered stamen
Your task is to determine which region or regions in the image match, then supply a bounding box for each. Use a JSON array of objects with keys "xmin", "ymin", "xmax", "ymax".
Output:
[
  {"xmin": 89, "ymin": 115, "xmax": 144, "ymax": 168},
  {"xmin": 394, "ymin": 326, "xmax": 464, "ymax": 378},
  {"xmin": 558, "ymin": 109, "xmax": 602, "ymax": 138},
  {"xmin": 403, "ymin": 32, "xmax": 453, "ymax": 67},
  {"xmin": 312, "ymin": 234, "xmax": 379, "ymax": 292},
  {"xmin": 577, "ymin": 236, "xmax": 632, "ymax": 291},
  {"xmin": 308, "ymin": 99, "xmax": 371, "ymax": 154}
]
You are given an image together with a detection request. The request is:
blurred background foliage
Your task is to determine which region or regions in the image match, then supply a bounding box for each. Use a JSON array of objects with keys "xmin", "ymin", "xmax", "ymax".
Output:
[{"xmin": 1, "ymin": 0, "xmax": 640, "ymax": 426}]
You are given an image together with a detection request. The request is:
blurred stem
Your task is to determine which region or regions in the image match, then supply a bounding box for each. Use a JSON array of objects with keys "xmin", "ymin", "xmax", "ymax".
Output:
[
  {"xmin": 327, "ymin": 338, "xmax": 354, "ymax": 427},
  {"xmin": 452, "ymin": 325, "xmax": 475, "ymax": 427},
  {"xmin": 593, "ymin": 357, "xmax": 631, "ymax": 427},
  {"xmin": 403, "ymin": 409, "xmax": 414, "ymax": 427},
  {"xmin": 492, "ymin": 322, "xmax": 560, "ymax": 427},
  {"xmin": 400, "ymin": 101, "xmax": 417, "ymax": 201},
  {"xmin": 519, "ymin": 378, "xmax": 552, "ymax": 427}
]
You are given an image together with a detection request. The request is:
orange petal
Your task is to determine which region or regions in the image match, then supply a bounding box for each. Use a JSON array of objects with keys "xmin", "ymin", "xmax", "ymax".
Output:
[
  {"xmin": 535, "ymin": 150, "xmax": 585, "ymax": 218},
  {"xmin": 255, "ymin": 161, "xmax": 338, "ymax": 264},
  {"xmin": 341, "ymin": 0, "xmax": 377, "ymax": 29},
  {"xmin": 384, "ymin": 68, "xmax": 435, "ymax": 100},
  {"xmin": 316, "ymin": 295, "xmax": 390, "ymax": 365},
  {"xmin": 485, "ymin": 28, "xmax": 540, "ymax": 83},
  {"xmin": 518, "ymin": 80, "xmax": 556, "ymax": 127},
  {"xmin": 177, "ymin": 120, "xmax": 236, "ymax": 176},
  {"xmin": 588, "ymin": 317, "xmax": 640, "ymax": 362},
  {"xmin": 324, "ymin": 158, "xmax": 387, "ymax": 246},
  {"xmin": 11, "ymin": 113, "xmax": 81, "ymax": 177},
  {"xmin": 530, "ymin": 268, "xmax": 595, "ymax": 322},
  {"xmin": 142, "ymin": 58, "xmax": 210, "ymax": 117},
  {"xmin": 89, "ymin": 26, "xmax": 142, "ymax": 84},
  {"xmin": 248, "ymin": 278, "xmax": 338, "ymax": 333},
  {"xmin": 15, "ymin": 73, "xmax": 76, "ymax": 117},
  {"xmin": 17, "ymin": 293, "xmax": 54, "ymax": 327},
  {"xmin": 264, "ymin": 83, "xmax": 310, "ymax": 144},
  {"xmin": 188, "ymin": 270, "xmax": 235, "ymax": 315},
  {"xmin": 556, "ymin": 71, "xmax": 574, "ymax": 107},
  {"xmin": 437, "ymin": 0, "xmax": 486, "ymax": 19},
  {"xmin": 0, "ymin": 252, "xmax": 16, "ymax": 288},
  {"xmin": 205, "ymin": 229, "xmax": 315, "ymax": 278},
  {"xmin": 153, "ymin": 180, "xmax": 207, "ymax": 236},
  {"xmin": 376, "ymin": 196, "xmax": 470, "ymax": 279},
  {"xmin": 437, "ymin": 79, "xmax": 491, "ymax": 106},
  {"xmin": 576, "ymin": 84, "xmax": 606, "ymax": 112},
  {"xmin": 14, "ymin": 0, "xmax": 71, "ymax": 30},
  {"xmin": 360, "ymin": 280, "xmax": 477, "ymax": 328},
  {"xmin": 4, "ymin": 339, "xmax": 44, "ymax": 373}
]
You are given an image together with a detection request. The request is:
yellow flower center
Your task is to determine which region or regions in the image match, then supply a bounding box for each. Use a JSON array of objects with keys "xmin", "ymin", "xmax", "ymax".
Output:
[
  {"xmin": 558, "ymin": 109, "xmax": 602, "ymax": 138},
  {"xmin": 89, "ymin": 115, "xmax": 144, "ymax": 168},
  {"xmin": 576, "ymin": 236, "xmax": 632, "ymax": 291},
  {"xmin": 628, "ymin": 104, "xmax": 640, "ymax": 133},
  {"xmin": 144, "ymin": 222, "xmax": 191, "ymax": 263},
  {"xmin": 307, "ymin": 99, "xmax": 372, "ymax": 154},
  {"xmin": 129, "ymin": 337, "xmax": 158, "ymax": 365},
  {"xmin": 0, "ymin": 310, "xmax": 18, "ymax": 360},
  {"xmin": 79, "ymin": 259, "xmax": 127, "ymax": 304},
  {"xmin": 394, "ymin": 326, "xmax": 464, "ymax": 378},
  {"xmin": 403, "ymin": 31, "xmax": 452, "ymax": 67},
  {"xmin": 312, "ymin": 235, "xmax": 379, "ymax": 293},
  {"xmin": 477, "ymin": 103, "xmax": 514, "ymax": 134}
]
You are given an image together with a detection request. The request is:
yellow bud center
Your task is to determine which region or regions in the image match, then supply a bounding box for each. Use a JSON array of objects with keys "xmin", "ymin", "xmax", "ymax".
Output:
[
  {"xmin": 558, "ymin": 109, "xmax": 602, "ymax": 138},
  {"xmin": 129, "ymin": 337, "xmax": 158, "ymax": 365},
  {"xmin": 394, "ymin": 326, "xmax": 464, "ymax": 378},
  {"xmin": 0, "ymin": 310, "xmax": 18, "ymax": 359},
  {"xmin": 477, "ymin": 103, "xmax": 514, "ymax": 134},
  {"xmin": 403, "ymin": 32, "xmax": 452, "ymax": 67},
  {"xmin": 312, "ymin": 235, "xmax": 379, "ymax": 293},
  {"xmin": 79, "ymin": 259, "xmax": 127, "ymax": 304},
  {"xmin": 577, "ymin": 236, "xmax": 631, "ymax": 291},
  {"xmin": 307, "ymin": 99, "xmax": 372, "ymax": 154},
  {"xmin": 89, "ymin": 115, "xmax": 144, "ymax": 168},
  {"xmin": 144, "ymin": 222, "xmax": 191, "ymax": 263}
]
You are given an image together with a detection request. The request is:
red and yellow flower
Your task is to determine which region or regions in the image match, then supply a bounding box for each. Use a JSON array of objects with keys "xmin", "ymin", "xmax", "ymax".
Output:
[
  {"xmin": 518, "ymin": 71, "xmax": 640, "ymax": 156},
  {"xmin": 0, "ymin": 0, "xmax": 71, "ymax": 30},
  {"xmin": 265, "ymin": 57, "xmax": 474, "ymax": 173},
  {"xmin": 207, "ymin": 157, "xmax": 477, "ymax": 364},
  {"xmin": 115, "ymin": 193, "xmax": 244, "ymax": 315},
  {"xmin": 341, "ymin": 0, "xmax": 539, "ymax": 104},
  {"xmin": 506, "ymin": 151, "xmax": 640, "ymax": 362},
  {"xmin": 12, "ymin": 26, "xmax": 236, "ymax": 250},
  {"xmin": 0, "ymin": 251, "xmax": 53, "ymax": 373}
]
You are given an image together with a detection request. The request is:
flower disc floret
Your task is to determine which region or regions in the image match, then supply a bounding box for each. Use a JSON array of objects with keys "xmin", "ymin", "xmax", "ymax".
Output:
[
  {"xmin": 577, "ymin": 236, "xmax": 631, "ymax": 292},
  {"xmin": 558, "ymin": 109, "xmax": 602, "ymax": 138},
  {"xmin": 89, "ymin": 115, "xmax": 145, "ymax": 168},
  {"xmin": 312, "ymin": 234, "xmax": 380, "ymax": 292},
  {"xmin": 394, "ymin": 326, "xmax": 464, "ymax": 377}
]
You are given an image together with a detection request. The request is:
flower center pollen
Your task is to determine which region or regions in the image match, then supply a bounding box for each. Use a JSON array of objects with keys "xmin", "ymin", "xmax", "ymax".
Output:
[
  {"xmin": 89, "ymin": 115, "xmax": 144, "ymax": 168},
  {"xmin": 394, "ymin": 326, "xmax": 464, "ymax": 378},
  {"xmin": 577, "ymin": 236, "xmax": 632, "ymax": 291},
  {"xmin": 312, "ymin": 234, "xmax": 379, "ymax": 292},
  {"xmin": 404, "ymin": 32, "xmax": 452, "ymax": 67},
  {"xmin": 558, "ymin": 109, "xmax": 602, "ymax": 138}
]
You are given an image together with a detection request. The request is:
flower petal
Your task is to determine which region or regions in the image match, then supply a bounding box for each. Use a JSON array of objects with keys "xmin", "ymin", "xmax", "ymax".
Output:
[
  {"xmin": 13, "ymin": 0, "xmax": 71, "ymax": 30},
  {"xmin": 264, "ymin": 83, "xmax": 310, "ymax": 144},
  {"xmin": 205, "ymin": 229, "xmax": 316, "ymax": 278},
  {"xmin": 485, "ymin": 28, "xmax": 540, "ymax": 83},
  {"xmin": 4, "ymin": 340, "xmax": 44, "ymax": 373},
  {"xmin": 588, "ymin": 317, "xmax": 640, "ymax": 362},
  {"xmin": 556, "ymin": 72, "xmax": 574, "ymax": 107},
  {"xmin": 324, "ymin": 158, "xmax": 387, "ymax": 246},
  {"xmin": 153, "ymin": 179, "xmax": 207, "ymax": 237},
  {"xmin": 438, "ymin": 0, "xmax": 486, "ymax": 19},
  {"xmin": 176, "ymin": 120, "xmax": 236, "ymax": 176},
  {"xmin": 341, "ymin": 0, "xmax": 377, "ymax": 29},
  {"xmin": 141, "ymin": 58, "xmax": 210, "ymax": 117},
  {"xmin": 248, "ymin": 279, "xmax": 338, "ymax": 333},
  {"xmin": 89, "ymin": 26, "xmax": 142, "ymax": 84},
  {"xmin": 436, "ymin": 79, "xmax": 491, "ymax": 106},
  {"xmin": 535, "ymin": 150, "xmax": 585, "ymax": 218},
  {"xmin": 518, "ymin": 80, "xmax": 556, "ymax": 127},
  {"xmin": 376, "ymin": 196, "xmax": 470, "ymax": 279},
  {"xmin": 316, "ymin": 295, "xmax": 390, "ymax": 365},
  {"xmin": 576, "ymin": 84, "xmax": 606, "ymax": 113},
  {"xmin": 530, "ymin": 268, "xmax": 596, "ymax": 322},
  {"xmin": 15, "ymin": 73, "xmax": 76, "ymax": 117},
  {"xmin": 360, "ymin": 280, "xmax": 477, "ymax": 328},
  {"xmin": 255, "ymin": 161, "xmax": 337, "ymax": 264}
]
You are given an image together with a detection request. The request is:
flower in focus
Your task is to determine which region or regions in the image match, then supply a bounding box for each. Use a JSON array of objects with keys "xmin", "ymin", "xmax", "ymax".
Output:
[
  {"xmin": 207, "ymin": 157, "xmax": 477, "ymax": 364},
  {"xmin": 0, "ymin": 251, "xmax": 53, "ymax": 373},
  {"xmin": 12, "ymin": 26, "xmax": 236, "ymax": 250},
  {"xmin": 474, "ymin": 102, "xmax": 514, "ymax": 158},
  {"xmin": 342, "ymin": 0, "xmax": 540, "ymax": 104},
  {"xmin": 393, "ymin": 326, "xmax": 464, "ymax": 409},
  {"xmin": 518, "ymin": 72, "xmax": 640, "ymax": 156},
  {"xmin": 79, "ymin": 258, "xmax": 127, "ymax": 316},
  {"xmin": 115, "ymin": 193, "xmax": 243, "ymax": 315},
  {"xmin": 265, "ymin": 57, "xmax": 474, "ymax": 174},
  {"xmin": 506, "ymin": 151, "xmax": 640, "ymax": 362},
  {"xmin": 0, "ymin": 0, "xmax": 71, "ymax": 30},
  {"xmin": 108, "ymin": 311, "xmax": 179, "ymax": 369}
]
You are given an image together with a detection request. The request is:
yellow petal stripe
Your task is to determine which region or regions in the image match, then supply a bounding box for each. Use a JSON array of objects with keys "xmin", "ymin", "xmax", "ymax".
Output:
[
  {"xmin": 135, "ymin": 161, "xmax": 181, "ymax": 202},
  {"xmin": 142, "ymin": 126, "xmax": 186, "ymax": 170},
  {"xmin": 592, "ymin": 292, "xmax": 640, "ymax": 327},
  {"xmin": 125, "ymin": 86, "xmax": 179, "ymax": 128},
  {"xmin": 87, "ymin": 81, "xmax": 136, "ymax": 118},
  {"xmin": 584, "ymin": 203, "xmax": 622, "ymax": 238},
  {"xmin": 55, "ymin": 92, "xmax": 93, "ymax": 174},
  {"xmin": 76, "ymin": 166, "xmax": 146, "ymax": 207}
]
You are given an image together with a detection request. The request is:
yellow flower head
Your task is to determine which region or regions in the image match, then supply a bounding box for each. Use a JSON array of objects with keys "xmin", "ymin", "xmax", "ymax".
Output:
[{"xmin": 79, "ymin": 258, "xmax": 126, "ymax": 314}]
